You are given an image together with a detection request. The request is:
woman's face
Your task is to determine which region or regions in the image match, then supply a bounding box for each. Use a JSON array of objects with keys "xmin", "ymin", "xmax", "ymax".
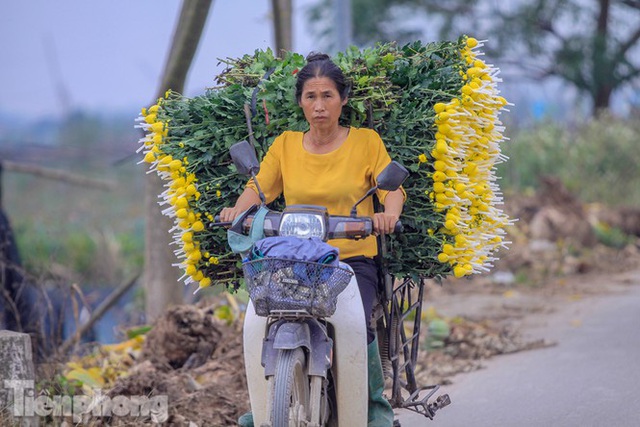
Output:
[{"xmin": 299, "ymin": 76, "xmax": 348, "ymax": 130}]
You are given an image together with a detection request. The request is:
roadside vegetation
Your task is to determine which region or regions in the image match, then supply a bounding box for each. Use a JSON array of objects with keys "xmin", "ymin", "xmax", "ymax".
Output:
[{"xmin": 499, "ymin": 114, "xmax": 640, "ymax": 207}]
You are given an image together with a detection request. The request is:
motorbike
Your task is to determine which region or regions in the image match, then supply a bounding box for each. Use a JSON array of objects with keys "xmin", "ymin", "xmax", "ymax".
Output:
[{"xmin": 215, "ymin": 139, "xmax": 450, "ymax": 426}]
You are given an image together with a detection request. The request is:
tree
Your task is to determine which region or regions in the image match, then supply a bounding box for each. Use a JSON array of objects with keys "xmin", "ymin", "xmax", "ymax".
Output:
[
  {"xmin": 144, "ymin": 0, "xmax": 213, "ymax": 321},
  {"xmin": 488, "ymin": 0, "xmax": 640, "ymax": 115},
  {"xmin": 308, "ymin": 0, "xmax": 640, "ymax": 115}
]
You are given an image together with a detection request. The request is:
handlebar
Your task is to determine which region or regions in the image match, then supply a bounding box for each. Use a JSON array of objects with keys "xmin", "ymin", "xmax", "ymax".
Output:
[{"xmin": 212, "ymin": 208, "xmax": 402, "ymax": 240}]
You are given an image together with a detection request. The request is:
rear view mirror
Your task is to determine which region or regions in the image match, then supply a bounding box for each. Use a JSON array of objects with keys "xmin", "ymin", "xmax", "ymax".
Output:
[
  {"xmin": 377, "ymin": 161, "xmax": 409, "ymax": 191},
  {"xmin": 229, "ymin": 140, "xmax": 260, "ymax": 176},
  {"xmin": 229, "ymin": 139, "xmax": 266, "ymax": 204},
  {"xmin": 350, "ymin": 160, "xmax": 409, "ymax": 216}
]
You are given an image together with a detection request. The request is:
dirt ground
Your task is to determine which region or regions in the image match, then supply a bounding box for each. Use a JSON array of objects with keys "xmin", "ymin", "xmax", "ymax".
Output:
[{"xmin": 107, "ymin": 180, "xmax": 640, "ymax": 426}]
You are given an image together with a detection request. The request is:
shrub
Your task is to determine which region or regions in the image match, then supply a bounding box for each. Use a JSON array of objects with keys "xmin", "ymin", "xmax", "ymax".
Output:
[{"xmin": 499, "ymin": 115, "xmax": 640, "ymax": 206}]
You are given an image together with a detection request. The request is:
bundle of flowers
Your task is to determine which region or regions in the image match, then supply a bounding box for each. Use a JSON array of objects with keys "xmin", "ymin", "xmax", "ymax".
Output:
[{"xmin": 137, "ymin": 36, "xmax": 511, "ymax": 291}]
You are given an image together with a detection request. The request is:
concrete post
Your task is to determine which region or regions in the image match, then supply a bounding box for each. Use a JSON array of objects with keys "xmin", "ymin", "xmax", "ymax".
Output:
[{"xmin": 0, "ymin": 330, "xmax": 37, "ymax": 425}]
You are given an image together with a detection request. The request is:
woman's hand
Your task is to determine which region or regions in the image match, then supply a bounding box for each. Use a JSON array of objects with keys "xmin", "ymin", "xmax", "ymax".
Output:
[
  {"xmin": 219, "ymin": 206, "xmax": 244, "ymax": 223},
  {"xmin": 373, "ymin": 212, "xmax": 400, "ymax": 235},
  {"xmin": 373, "ymin": 188, "xmax": 404, "ymax": 235},
  {"xmin": 218, "ymin": 188, "xmax": 262, "ymax": 223}
]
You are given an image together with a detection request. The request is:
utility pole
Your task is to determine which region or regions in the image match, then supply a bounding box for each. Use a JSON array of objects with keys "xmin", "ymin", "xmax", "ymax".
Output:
[
  {"xmin": 334, "ymin": 0, "xmax": 352, "ymax": 52},
  {"xmin": 272, "ymin": 0, "xmax": 293, "ymax": 56}
]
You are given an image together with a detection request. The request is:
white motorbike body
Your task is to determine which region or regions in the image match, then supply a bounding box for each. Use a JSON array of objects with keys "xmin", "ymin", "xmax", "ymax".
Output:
[{"xmin": 243, "ymin": 264, "xmax": 368, "ymax": 426}]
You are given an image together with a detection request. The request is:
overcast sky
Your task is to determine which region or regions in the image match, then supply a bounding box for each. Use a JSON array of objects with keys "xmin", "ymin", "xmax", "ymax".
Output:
[{"xmin": 0, "ymin": 0, "xmax": 316, "ymax": 119}]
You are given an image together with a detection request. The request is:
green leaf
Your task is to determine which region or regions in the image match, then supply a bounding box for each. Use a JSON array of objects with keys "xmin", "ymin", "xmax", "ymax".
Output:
[{"xmin": 126, "ymin": 325, "xmax": 152, "ymax": 339}]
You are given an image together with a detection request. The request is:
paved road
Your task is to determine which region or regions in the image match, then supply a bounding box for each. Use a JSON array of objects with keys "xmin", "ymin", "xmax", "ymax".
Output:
[{"xmin": 397, "ymin": 275, "xmax": 640, "ymax": 427}]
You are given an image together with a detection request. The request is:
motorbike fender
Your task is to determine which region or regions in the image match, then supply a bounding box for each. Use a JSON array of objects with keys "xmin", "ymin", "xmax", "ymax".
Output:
[
  {"xmin": 261, "ymin": 322, "xmax": 310, "ymax": 379},
  {"xmin": 273, "ymin": 322, "xmax": 311, "ymax": 350},
  {"xmin": 263, "ymin": 320, "xmax": 332, "ymax": 378},
  {"xmin": 306, "ymin": 320, "xmax": 333, "ymax": 377}
]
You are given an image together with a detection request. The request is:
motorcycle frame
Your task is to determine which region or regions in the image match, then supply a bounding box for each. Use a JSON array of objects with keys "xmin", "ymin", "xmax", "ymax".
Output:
[
  {"xmin": 374, "ymin": 231, "xmax": 451, "ymax": 419},
  {"xmin": 370, "ymin": 190, "xmax": 448, "ymax": 419}
]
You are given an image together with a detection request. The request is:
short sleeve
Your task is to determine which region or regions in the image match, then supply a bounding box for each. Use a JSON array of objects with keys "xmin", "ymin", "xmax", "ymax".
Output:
[
  {"xmin": 370, "ymin": 131, "xmax": 407, "ymax": 204},
  {"xmin": 246, "ymin": 134, "xmax": 284, "ymax": 203}
]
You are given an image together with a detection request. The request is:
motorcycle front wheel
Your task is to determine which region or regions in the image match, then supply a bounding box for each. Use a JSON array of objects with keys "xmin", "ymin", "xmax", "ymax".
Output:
[{"xmin": 272, "ymin": 347, "xmax": 311, "ymax": 427}]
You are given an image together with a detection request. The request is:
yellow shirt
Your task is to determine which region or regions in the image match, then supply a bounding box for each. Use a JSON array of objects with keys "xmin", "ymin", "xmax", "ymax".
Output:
[{"xmin": 247, "ymin": 127, "xmax": 399, "ymax": 259}]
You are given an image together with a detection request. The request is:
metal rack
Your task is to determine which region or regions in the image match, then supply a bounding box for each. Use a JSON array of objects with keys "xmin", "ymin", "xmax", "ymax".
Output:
[{"xmin": 378, "ymin": 276, "xmax": 451, "ymax": 420}]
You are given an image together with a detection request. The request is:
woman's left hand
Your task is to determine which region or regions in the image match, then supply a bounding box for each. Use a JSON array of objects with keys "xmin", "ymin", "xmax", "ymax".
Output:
[
  {"xmin": 373, "ymin": 212, "xmax": 400, "ymax": 235},
  {"xmin": 373, "ymin": 189, "xmax": 405, "ymax": 235}
]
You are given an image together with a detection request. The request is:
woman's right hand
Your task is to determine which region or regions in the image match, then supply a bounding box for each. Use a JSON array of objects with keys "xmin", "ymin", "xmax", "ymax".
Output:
[
  {"xmin": 219, "ymin": 206, "xmax": 243, "ymax": 223},
  {"xmin": 218, "ymin": 188, "xmax": 262, "ymax": 223}
]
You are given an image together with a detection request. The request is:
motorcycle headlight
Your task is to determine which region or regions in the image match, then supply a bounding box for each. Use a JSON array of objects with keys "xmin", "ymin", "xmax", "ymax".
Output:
[{"xmin": 279, "ymin": 207, "xmax": 327, "ymax": 240}]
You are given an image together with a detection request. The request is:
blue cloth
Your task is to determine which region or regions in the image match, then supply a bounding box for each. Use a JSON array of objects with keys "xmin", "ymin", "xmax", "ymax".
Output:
[
  {"xmin": 251, "ymin": 236, "xmax": 339, "ymax": 266},
  {"xmin": 250, "ymin": 237, "xmax": 340, "ymax": 284}
]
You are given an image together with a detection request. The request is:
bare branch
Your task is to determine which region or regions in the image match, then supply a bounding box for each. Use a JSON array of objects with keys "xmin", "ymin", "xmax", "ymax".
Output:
[
  {"xmin": 618, "ymin": 66, "xmax": 640, "ymax": 82},
  {"xmin": 157, "ymin": 0, "xmax": 214, "ymax": 98},
  {"xmin": 1, "ymin": 160, "xmax": 115, "ymax": 191},
  {"xmin": 272, "ymin": 0, "xmax": 293, "ymax": 55},
  {"xmin": 620, "ymin": 0, "xmax": 640, "ymax": 10},
  {"xmin": 145, "ymin": 0, "xmax": 213, "ymax": 322},
  {"xmin": 57, "ymin": 273, "xmax": 140, "ymax": 355},
  {"xmin": 616, "ymin": 24, "xmax": 640, "ymax": 58}
]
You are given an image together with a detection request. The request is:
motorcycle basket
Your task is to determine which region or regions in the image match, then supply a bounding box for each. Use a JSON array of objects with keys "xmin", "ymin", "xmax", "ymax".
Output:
[{"xmin": 242, "ymin": 257, "xmax": 353, "ymax": 317}]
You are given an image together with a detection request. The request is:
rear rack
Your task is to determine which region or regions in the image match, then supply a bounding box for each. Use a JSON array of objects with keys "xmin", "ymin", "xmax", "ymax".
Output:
[{"xmin": 384, "ymin": 277, "xmax": 451, "ymax": 419}]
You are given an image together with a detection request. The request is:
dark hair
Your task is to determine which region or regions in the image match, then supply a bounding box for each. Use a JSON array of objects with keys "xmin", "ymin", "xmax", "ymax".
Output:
[{"xmin": 295, "ymin": 52, "xmax": 350, "ymax": 103}]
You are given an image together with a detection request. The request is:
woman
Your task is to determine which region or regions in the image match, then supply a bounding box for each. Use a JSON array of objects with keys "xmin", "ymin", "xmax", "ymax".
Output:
[{"xmin": 222, "ymin": 53, "xmax": 404, "ymax": 427}]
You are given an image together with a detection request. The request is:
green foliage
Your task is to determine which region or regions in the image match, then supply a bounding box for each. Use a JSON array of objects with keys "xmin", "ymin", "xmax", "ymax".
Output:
[
  {"xmin": 37, "ymin": 374, "xmax": 80, "ymax": 401},
  {"xmin": 115, "ymin": 225, "xmax": 145, "ymax": 276},
  {"xmin": 14, "ymin": 221, "xmax": 143, "ymax": 284},
  {"xmin": 4, "ymin": 158, "xmax": 145, "ymax": 285},
  {"xmin": 593, "ymin": 222, "xmax": 634, "ymax": 249},
  {"xmin": 14, "ymin": 224, "xmax": 94, "ymax": 277},
  {"xmin": 498, "ymin": 115, "xmax": 640, "ymax": 206}
]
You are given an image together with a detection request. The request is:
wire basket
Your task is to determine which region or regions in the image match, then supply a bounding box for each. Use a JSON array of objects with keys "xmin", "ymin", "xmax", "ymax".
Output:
[{"xmin": 242, "ymin": 257, "xmax": 354, "ymax": 317}]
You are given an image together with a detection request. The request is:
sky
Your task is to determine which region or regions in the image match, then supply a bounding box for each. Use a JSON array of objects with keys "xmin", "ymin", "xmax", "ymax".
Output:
[
  {"xmin": 3, "ymin": 1, "xmax": 635, "ymax": 123},
  {"xmin": 0, "ymin": 0, "xmax": 317, "ymax": 119}
]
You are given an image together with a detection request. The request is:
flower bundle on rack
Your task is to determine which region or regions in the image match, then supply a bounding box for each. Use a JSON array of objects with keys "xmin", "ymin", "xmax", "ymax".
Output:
[{"xmin": 137, "ymin": 36, "xmax": 512, "ymax": 291}]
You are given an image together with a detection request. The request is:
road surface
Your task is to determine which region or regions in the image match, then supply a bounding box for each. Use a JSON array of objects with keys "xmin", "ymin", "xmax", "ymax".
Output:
[{"xmin": 397, "ymin": 270, "xmax": 640, "ymax": 426}]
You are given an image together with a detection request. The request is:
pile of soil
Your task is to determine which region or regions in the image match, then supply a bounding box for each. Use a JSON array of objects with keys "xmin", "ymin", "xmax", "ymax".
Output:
[
  {"xmin": 416, "ymin": 316, "xmax": 553, "ymax": 387},
  {"xmin": 108, "ymin": 305, "xmax": 250, "ymax": 426}
]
